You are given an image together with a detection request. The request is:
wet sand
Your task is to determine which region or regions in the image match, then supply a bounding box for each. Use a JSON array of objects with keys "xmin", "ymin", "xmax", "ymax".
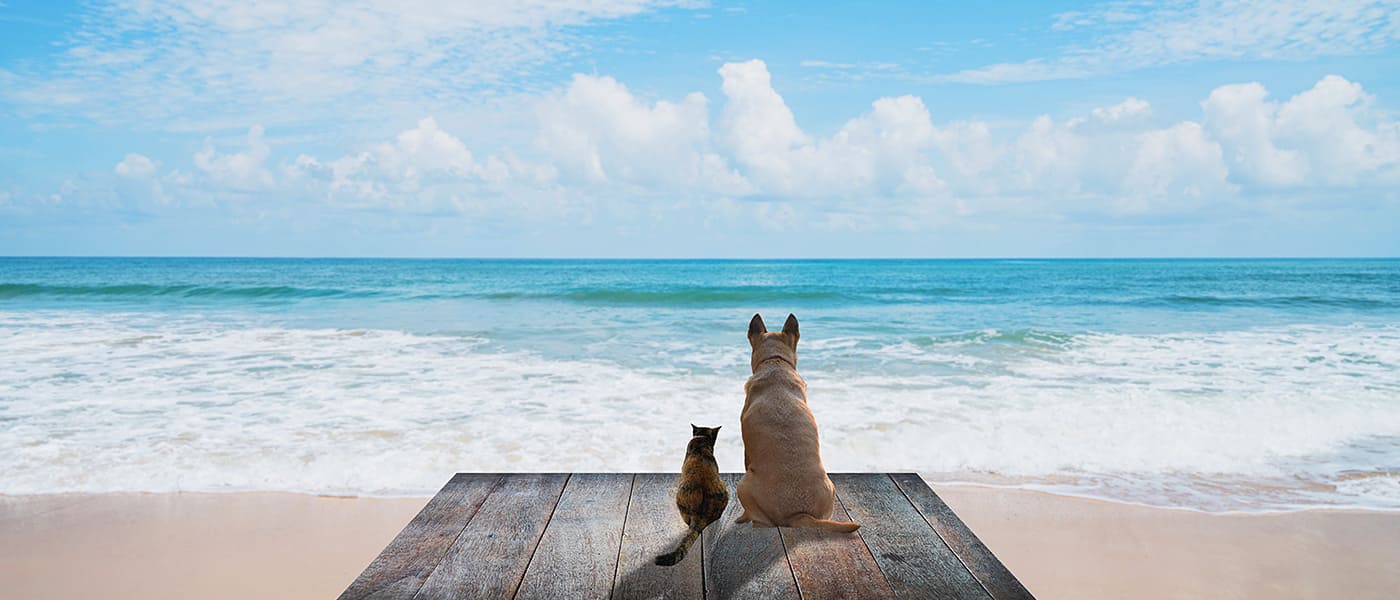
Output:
[{"xmin": 3, "ymin": 485, "xmax": 1399, "ymax": 599}]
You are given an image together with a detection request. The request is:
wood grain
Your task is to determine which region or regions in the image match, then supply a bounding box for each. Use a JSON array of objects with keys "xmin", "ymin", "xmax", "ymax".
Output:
[
  {"xmin": 514, "ymin": 473, "xmax": 633, "ymax": 600},
  {"xmin": 890, "ymin": 473, "xmax": 1035, "ymax": 600},
  {"xmin": 702, "ymin": 473, "xmax": 800, "ymax": 600},
  {"xmin": 342, "ymin": 473, "xmax": 1031, "ymax": 600},
  {"xmin": 780, "ymin": 489, "xmax": 896, "ymax": 600},
  {"xmin": 833, "ymin": 474, "xmax": 990, "ymax": 600},
  {"xmin": 413, "ymin": 473, "xmax": 569, "ymax": 600},
  {"xmin": 612, "ymin": 473, "xmax": 706, "ymax": 600},
  {"xmin": 338, "ymin": 473, "xmax": 502, "ymax": 600}
]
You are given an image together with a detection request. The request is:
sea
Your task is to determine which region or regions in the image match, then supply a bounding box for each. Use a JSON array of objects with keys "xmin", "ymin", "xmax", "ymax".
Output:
[{"xmin": 2, "ymin": 257, "xmax": 1398, "ymax": 512}]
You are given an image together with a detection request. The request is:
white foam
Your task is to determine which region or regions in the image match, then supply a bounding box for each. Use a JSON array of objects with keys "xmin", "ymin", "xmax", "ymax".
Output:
[{"xmin": 3, "ymin": 311, "xmax": 1399, "ymax": 511}]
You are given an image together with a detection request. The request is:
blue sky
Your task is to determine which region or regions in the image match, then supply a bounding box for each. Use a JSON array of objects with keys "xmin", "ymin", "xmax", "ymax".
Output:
[{"xmin": 2, "ymin": 0, "xmax": 1398, "ymax": 257}]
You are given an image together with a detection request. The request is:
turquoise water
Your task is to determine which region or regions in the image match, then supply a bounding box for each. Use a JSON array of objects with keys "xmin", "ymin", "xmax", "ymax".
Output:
[{"xmin": 2, "ymin": 258, "xmax": 1399, "ymax": 510}]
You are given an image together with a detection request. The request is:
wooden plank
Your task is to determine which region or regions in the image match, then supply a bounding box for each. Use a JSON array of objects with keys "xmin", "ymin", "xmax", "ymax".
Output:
[
  {"xmin": 611, "ymin": 473, "xmax": 706, "ymax": 600},
  {"xmin": 703, "ymin": 473, "xmax": 800, "ymax": 600},
  {"xmin": 890, "ymin": 474, "xmax": 1036, "ymax": 600},
  {"xmin": 515, "ymin": 473, "xmax": 634, "ymax": 600},
  {"xmin": 339, "ymin": 473, "xmax": 502, "ymax": 600},
  {"xmin": 413, "ymin": 473, "xmax": 570, "ymax": 600},
  {"xmin": 780, "ymin": 490, "xmax": 896, "ymax": 600},
  {"xmin": 832, "ymin": 474, "xmax": 990, "ymax": 600}
]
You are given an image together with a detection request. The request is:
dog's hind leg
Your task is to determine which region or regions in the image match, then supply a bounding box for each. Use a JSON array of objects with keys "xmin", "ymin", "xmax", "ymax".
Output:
[{"xmin": 734, "ymin": 475, "xmax": 756, "ymax": 524}]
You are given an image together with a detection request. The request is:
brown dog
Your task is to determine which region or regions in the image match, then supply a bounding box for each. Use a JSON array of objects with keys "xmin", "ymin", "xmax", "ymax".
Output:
[{"xmin": 735, "ymin": 313, "xmax": 859, "ymax": 532}]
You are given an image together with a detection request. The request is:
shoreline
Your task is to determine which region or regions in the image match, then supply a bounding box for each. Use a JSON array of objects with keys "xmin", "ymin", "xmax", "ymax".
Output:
[
  {"xmin": 3, "ymin": 484, "xmax": 1399, "ymax": 599},
  {"xmin": 6, "ymin": 477, "xmax": 1394, "ymax": 516}
]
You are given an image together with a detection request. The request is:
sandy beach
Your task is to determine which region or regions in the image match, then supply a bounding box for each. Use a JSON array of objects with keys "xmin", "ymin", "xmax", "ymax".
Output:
[
  {"xmin": 4, "ymin": 483, "xmax": 1398, "ymax": 600},
  {"xmin": 939, "ymin": 485, "xmax": 1400, "ymax": 600}
]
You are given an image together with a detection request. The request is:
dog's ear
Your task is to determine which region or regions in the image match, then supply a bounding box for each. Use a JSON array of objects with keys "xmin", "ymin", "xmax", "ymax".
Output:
[
  {"xmin": 748, "ymin": 313, "xmax": 767, "ymax": 342},
  {"xmin": 782, "ymin": 313, "xmax": 799, "ymax": 344}
]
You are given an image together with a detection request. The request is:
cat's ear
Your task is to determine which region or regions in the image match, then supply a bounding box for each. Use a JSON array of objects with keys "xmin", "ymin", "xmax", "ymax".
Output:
[
  {"xmin": 782, "ymin": 313, "xmax": 799, "ymax": 345},
  {"xmin": 748, "ymin": 314, "xmax": 767, "ymax": 343},
  {"xmin": 691, "ymin": 423, "xmax": 700, "ymax": 436}
]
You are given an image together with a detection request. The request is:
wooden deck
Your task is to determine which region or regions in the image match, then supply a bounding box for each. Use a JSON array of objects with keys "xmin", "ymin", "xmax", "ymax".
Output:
[{"xmin": 339, "ymin": 473, "xmax": 1034, "ymax": 600}]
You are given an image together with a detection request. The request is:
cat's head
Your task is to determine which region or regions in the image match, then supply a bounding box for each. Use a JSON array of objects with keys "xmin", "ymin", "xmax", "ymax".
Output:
[{"xmin": 690, "ymin": 424, "xmax": 721, "ymax": 441}]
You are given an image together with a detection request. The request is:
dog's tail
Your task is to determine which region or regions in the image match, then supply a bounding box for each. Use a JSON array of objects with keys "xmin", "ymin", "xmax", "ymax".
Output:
[
  {"xmin": 654, "ymin": 519, "xmax": 704, "ymax": 566},
  {"xmin": 787, "ymin": 513, "xmax": 861, "ymax": 533}
]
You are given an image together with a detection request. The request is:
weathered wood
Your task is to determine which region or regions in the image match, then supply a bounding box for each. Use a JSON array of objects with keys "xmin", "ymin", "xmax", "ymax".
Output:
[
  {"xmin": 413, "ymin": 473, "xmax": 569, "ymax": 600},
  {"xmin": 612, "ymin": 473, "xmax": 705, "ymax": 600},
  {"xmin": 780, "ymin": 490, "xmax": 896, "ymax": 600},
  {"xmin": 833, "ymin": 474, "xmax": 990, "ymax": 600},
  {"xmin": 702, "ymin": 473, "xmax": 800, "ymax": 600},
  {"xmin": 515, "ymin": 473, "xmax": 634, "ymax": 600},
  {"xmin": 339, "ymin": 473, "xmax": 502, "ymax": 600},
  {"xmin": 890, "ymin": 473, "xmax": 1036, "ymax": 600},
  {"xmin": 343, "ymin": 473, "xmax": 1031, "ymax": 600}
]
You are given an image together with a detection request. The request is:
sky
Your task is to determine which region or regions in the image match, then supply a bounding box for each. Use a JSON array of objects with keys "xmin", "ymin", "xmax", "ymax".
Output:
[{"xmin": 1, "ymin": 0, "xmax": 1398, "ymax": 258}]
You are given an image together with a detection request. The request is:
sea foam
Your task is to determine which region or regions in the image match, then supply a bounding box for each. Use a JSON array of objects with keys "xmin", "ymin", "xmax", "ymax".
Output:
[{"xmin": 3, "ymin": 309, "xmax": 1398, "ymax": 512}]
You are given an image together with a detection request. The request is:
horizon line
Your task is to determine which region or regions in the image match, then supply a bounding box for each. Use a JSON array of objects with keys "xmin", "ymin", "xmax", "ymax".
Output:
[{"xmin": 2, "ymin": 255, "xmax": 1397, "ymax": 261}]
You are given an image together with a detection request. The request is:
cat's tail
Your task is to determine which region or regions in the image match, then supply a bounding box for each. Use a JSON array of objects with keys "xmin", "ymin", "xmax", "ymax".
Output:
[
  {"xmin": 787, "ymin": 513, "xmax": 861, "ymax": 533},
  {"xmin": 654, "ymin": 521, "xmax": 704, "ymax": 566}
]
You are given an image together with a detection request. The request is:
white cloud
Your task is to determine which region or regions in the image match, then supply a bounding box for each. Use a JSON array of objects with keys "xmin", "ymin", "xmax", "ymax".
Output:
[
  {"xmin": 1274, "ymin": 75, "xmax": 1400, "ymax": 185},
  {"xmin": 717, "ymin": 60, "xmax": 811, "ymax": 189},
  {"xmin": 536, "ymin": 74, "xmax": 748, "ymax": 194},
  {"xmin": 799, "ymin": 60, "xmax": 856, "ymax": 69},
  {"xmin": 114, "ymin": 153, "xmax": 158, "ymax": 179},
  {"xmin": 1092, "ymin": 97, "xmax": 1151, "ymax": 124},
  {"xmin": 100, "ymin": 64, "xmax": 1400, "ymax": 228},
  {"xmin": 940, "ymin": 0, "xmax": 1400, "ymax": 83},
  {"xmin": 1201, "ymin": 82, "xmax": 1309, "ymax": 186},
  {"xmin": 193, "ymin": 125, "xmax": 273, "ymax": 190},
  {"xmin": 1203, "ymin": 75, "xmax": 1400, "ymax": 187},
  {"xmin": 358, "ymin": 117, "xmax": 477, "ymax": 185},
  {"xmin": 1124, "ymin": 121, "xmax": 1233, "ymax": 210},
  {"xmin": 717, "ymin": 59, "xmax": 945, "ymax": 199},
  {"xmin": 7, "ymin": 1, "xmax": 703, "ymax": 130},
  {"xmin": 285, "ymin": 117, "xmax": 562, "ymax": 214}
]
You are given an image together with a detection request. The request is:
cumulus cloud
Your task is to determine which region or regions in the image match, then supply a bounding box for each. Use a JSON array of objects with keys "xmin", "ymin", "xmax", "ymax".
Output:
[
  {"xmin": 536, "ymin": 74, "xmax": 749, "ymax": 194},
  {"xmin": 100, "ymin": 62, "xmax": 1400, "ymax": 229},
  {"xmin": 1124, "ymin": 122, "xmax": 1233, "ymax": 210},
  {"xmin": 286, "ymin": 117, "xmax": 561, "ymax": 214},
  {"xmin": 193, "ymin": 125, "xmax": 274, "ymax": 190},
  {"xmin": 336, "ymin": 117, "xmax": 480, "ymax": 193},
  {"xmin": 717, "ymin": 59, "xmax": 945, "ymax": 199},
  {"xmin": 114, "ymin": 153, "xmax": 158, "ymax": 178},
  {"xmin": 1203, "ymin": 75, "xmax": 1400, "ymax": 187}
]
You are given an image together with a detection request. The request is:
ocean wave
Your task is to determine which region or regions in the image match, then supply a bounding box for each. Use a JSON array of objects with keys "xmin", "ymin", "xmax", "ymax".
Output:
[
  {"xmin": 480, "ymin": 286, "xmax": 855, "ymax": 306},
  {"xmin": 2, "ymin": 311, "xmax": 1399, "ymax": 512},
  {"xmin": 904, "ymin": 328, "xmax": 1077, "ymax": 348},
  {"xmin": 0, "ymin": 282, "xmax": 379, "ymax": 300},
  {"xmin": 1119, "ymin": 294, "xmax": 1396, "ymax": 309}
]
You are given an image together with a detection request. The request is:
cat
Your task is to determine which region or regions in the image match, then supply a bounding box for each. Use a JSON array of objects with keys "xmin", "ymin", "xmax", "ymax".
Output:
[
  {"xmin": 735, "ymin": 313, "xmax": 859, "ymax": 532},
  {"xmin": 655, "ymin": 424, "xmax": 729, "ymax": 566}
]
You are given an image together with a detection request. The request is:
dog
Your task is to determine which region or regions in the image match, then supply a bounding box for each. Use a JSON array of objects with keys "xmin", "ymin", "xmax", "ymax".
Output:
[{"xmin": 734, "ymin": 313, "xmax": 859, "ymax": 532}]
